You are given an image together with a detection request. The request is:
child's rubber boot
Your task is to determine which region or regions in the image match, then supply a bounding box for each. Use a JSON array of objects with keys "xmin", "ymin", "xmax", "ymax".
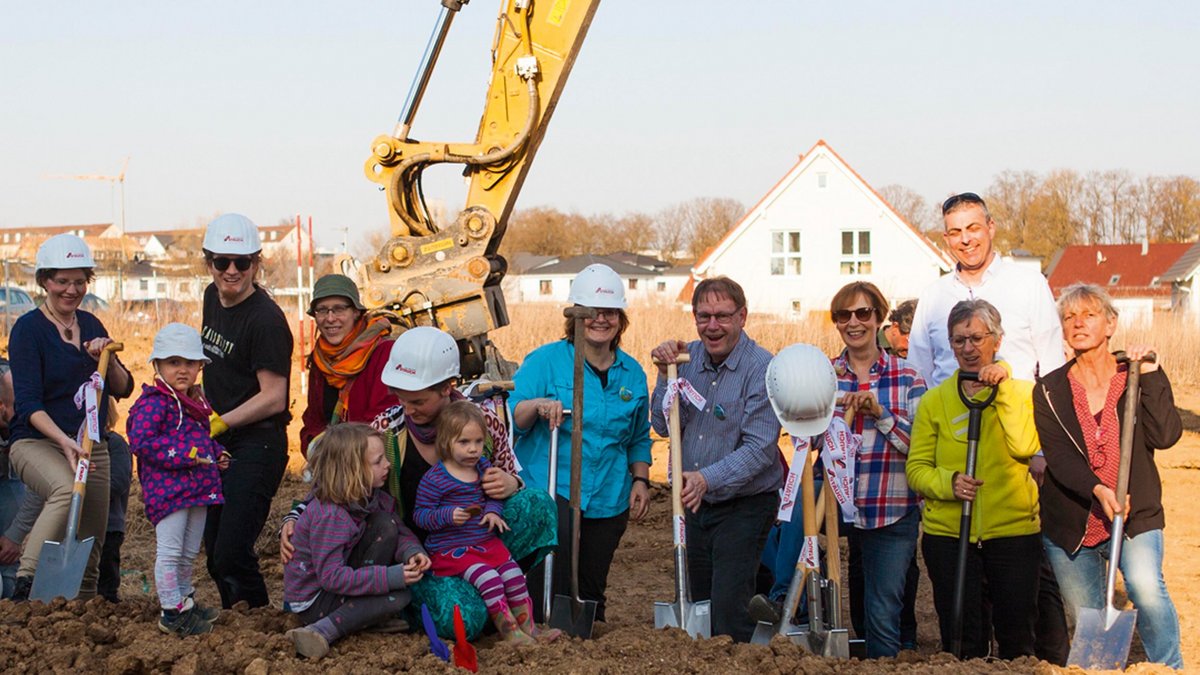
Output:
[
  {"xmin": 491, "ymin": 607, "xmax": 536, "ymax": 645},
  {"xmin": 286, "ymin": 626, "xmax": 331, "ymax": 659},
  {"xmin": 515, "ymin": 599, "xmax": 563, "ymax": 642}
]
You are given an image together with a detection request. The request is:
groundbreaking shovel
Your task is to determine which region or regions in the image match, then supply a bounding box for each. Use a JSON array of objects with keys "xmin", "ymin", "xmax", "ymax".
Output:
[
  {"xmin": 452, "ymin": 604, "xmax": 478, "ymax": 672},
  {"xmin": 31, "ymin": 342, "xmax": 123, "ymax": 602},
  {"xmin": 540, "ymin": 410, "xmax": 569, "ymax": 621},
  {"xmin": 654, "ymin": 353, "xmax": 711, "ymax": 639},
  {"xmin": 950, "ymin": 370, "xmax": 998, "ymax": 659},
  {"xmin": 1067, "ymin": 351, "xmax": 1154, "ymax": 670},
  {"xmin": 549, "ymin": 306, "xmax": 598, "ymax": 638}
]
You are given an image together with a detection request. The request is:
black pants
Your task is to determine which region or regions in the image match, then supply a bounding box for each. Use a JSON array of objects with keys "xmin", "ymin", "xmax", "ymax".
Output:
[
  {"xmin": 922, "ymin": 532, "xmax": 1041, "ymax": 660},
  {"xmin": 687, "ymin": 491, "xmax": 778, "ymax": 643},
  {"xmin": 1034, "ymin": 556, "xmax": 1069, "ymax": 665},
  {"xmin": 204, "ymin": 427, "xmax": 287, "ymax": 609},
  {"xmin": 97, "ymin": 531, "xmax": 124, "ymax": 603},
  {"xmin": 297, "ymin": 511, "xmax": 410, "ymax": 641},
  {"xmin": 528, "ymin": 496, "xmax": 628, "ymax": 623},
  {"xmin": 848, "ymin": 531, "xmax": 920, "ymax": 646}
]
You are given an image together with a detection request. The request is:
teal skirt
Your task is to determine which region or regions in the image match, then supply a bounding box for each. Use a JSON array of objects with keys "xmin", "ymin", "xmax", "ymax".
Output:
[{"xmin": 408, "ymin": 487, "xmax": 557, "ymax": 639}]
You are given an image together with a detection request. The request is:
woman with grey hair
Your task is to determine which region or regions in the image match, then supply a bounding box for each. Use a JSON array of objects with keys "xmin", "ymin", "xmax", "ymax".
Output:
[
  {"xmin": 906, "ymin": 298, "xmax": 1043, "ymax": 659},
  {"xmin": 1033, "ymin": 283, "xmax": 1182, "ymax": 669}
]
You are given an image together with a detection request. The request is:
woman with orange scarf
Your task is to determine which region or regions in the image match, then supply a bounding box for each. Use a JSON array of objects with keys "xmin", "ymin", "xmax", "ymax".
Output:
[{"xmin": 299, "ymin": 274, "xmax": 394, "ymax": 456}]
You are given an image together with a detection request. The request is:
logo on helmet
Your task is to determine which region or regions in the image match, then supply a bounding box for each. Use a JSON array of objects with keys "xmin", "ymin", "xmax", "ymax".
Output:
[
  {"xmin": 595, "ymin": 287, "xmax": 614, "ymax": 294},
  {"xmin": 66, "ymin": 252, "xmax": 86, "ymax": 258},
  {"xmin": 224, "ymin": 236, "xmax": 245, "ymax": 242},
  {"xmin": 394, "ymin": 363, "xmax": 417, "ymax": 375}
]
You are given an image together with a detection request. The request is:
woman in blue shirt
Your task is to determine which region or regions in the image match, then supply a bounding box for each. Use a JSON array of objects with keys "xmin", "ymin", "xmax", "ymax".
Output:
[{"xmin": 511, "ymin": 264, "xmax": 653, "ymax": 621}]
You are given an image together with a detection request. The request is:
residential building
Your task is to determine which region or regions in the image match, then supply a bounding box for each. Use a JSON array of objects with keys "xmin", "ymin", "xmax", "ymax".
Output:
[{"xmin": 1045, "ymin": 241, "xmax": 1194, "ymax": 325}]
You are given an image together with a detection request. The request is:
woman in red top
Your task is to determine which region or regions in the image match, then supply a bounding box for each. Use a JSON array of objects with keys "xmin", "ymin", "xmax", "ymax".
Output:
[
  {"xmin": 299, "ymin": 274, "xmax": 395, "ymax": 456},
  {"xmin": 1033, "ymin": 283, "xmax": 1182, "ymax": 669}
]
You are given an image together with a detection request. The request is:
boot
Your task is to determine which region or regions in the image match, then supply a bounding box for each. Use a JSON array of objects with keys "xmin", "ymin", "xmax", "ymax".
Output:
[
  {"xmin": 491, "ymin": 606, "xmax": 535, "ymax": 645},
  {"xmin": 515, "ymin": 599, "xmax": 562, "ymax": 642}
]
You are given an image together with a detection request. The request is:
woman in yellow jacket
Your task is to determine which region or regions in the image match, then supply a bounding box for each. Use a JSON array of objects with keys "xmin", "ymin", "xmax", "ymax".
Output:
[{"xmin": 906, "ymin": 299, "xmax": 1041, "ymax": 660}]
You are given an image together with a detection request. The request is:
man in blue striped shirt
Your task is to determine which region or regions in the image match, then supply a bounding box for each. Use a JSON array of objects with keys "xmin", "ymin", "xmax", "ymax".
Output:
[{"xmin": 651, "ymin": 277, "xmax": 784, "ymax": 642}]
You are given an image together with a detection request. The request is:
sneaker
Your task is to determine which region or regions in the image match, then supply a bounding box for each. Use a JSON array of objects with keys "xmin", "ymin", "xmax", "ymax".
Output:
[
  {"xmin": 287, "ymin": 627, "xmax": 331, "ymax": 659},
  {"xmin": 188, "ymin": 595, "xmax": 220, "ymax": 623},
  {"xmin": 159, "ymin": 608, "xmax": 214, "ymax": 637},
  {"xmin": 747, "ymin": 594, "xmax": 783, "ymax": 624},
  {"xmin": 11, "ymin": 576, "xmax": 32, "ymax": 602}
]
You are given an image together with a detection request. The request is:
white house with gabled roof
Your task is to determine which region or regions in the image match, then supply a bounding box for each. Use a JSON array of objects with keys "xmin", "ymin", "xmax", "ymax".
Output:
[{"xmin": 685, "ymin": 140, "xmax": 953, "ymax": 316}]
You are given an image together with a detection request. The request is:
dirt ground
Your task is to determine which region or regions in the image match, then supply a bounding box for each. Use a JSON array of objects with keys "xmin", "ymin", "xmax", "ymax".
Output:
[{"xmin": 1, "ymin": 356, "xmax": 1195, "ymax": 673}]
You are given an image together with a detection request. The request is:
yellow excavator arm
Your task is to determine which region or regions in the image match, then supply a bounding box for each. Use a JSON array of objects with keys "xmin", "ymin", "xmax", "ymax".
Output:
[{"xmin": 353, "ymin": 0, "xmax": 601, "ymax": 377}]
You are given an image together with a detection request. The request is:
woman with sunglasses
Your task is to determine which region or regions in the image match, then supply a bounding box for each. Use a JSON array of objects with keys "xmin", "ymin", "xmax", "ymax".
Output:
[
  {"xmin": 298, "ymin": 274, "xmax": 395, "ymax": 457},
  {"xmin": 199, "ymin": 213, "xmax": 293, "ymax": 610},
  {"xmin": 6, "ymin": 234, "xmax": 133, "ymax": 600},
  {"xmin": 906, "ymin": 299, "xmax": 1042, "ymax": 659},
  {"xmin": 510, "ymin": 263, "xmax": 653, "ymax": 622}
]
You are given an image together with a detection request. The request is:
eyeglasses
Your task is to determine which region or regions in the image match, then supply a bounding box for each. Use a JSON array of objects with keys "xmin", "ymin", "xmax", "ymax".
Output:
[
  {"xmin": 586, "ymin": 309, "xmax": 620, "ymax": 321},
  {"xmin": 209, "ymin": 256, "xmax": 254, "ymax": 272},
  {"xmin": 694, "ymin": 311, "xmax": 740, "ymax": 325},
  {"xmin": 831, "ymin": 307, "xmax": 876, "ymax": 324},
  {"xmin": 950, "ymin": 332, "xmax": 994, "ymax": 349},
  {"xmin": 313, "ymin": 304, "xmax": 355, "ymax": 318},
  {"xmin": 941, "ymin": 192, "xmax": 987, "ymax": 216}
]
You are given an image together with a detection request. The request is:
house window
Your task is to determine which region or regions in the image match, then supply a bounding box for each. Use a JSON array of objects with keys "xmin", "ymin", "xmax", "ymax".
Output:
[
  {"xmin": 179, "ymin": 282, "xmax": 188, "ymax": 293},
  {"xmin": 770, "ymin": 231, "xmax": 802, "ymax": 276},
  {"xmin": 139, "ymin": 279, "xmax": 149, "ymax": 291},
  {"xmin": 817, "ymin": 172, "xmax": 828, "ymax": 189},
  {"xmin": 791, "ymin": 300, "xmax": 804, "ymax": 314},
  {"xmin": 1108, "ymin": 274, "xmax": 1120, "ymax": 285},
  {"xmin": 157, "ymin": 282, "xmax": 167, "ymax": 293},
  {"xmin": 539, "ymin": 280, "xmax": 552, "ymax": 295},
  {"xmin": 629, "ymin": 278, "xmax": 638, "ymax": 290},
  {"xmin": 656, "ymin": 281, "xmax": 666, "ymax": 292},
  {"xmin": 840, "ymin": 230, "xmax": 872, "ymax": 275}
]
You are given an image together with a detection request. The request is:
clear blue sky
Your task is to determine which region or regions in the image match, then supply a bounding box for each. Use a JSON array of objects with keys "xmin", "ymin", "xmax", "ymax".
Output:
[{"xmin": 2, "ymin": 2, "xmax": 1197, "ymax": 250}]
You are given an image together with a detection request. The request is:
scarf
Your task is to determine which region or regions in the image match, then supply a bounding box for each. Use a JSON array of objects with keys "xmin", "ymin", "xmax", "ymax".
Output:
[
  {"xmin": 312, "ymin": 315, "xmax": 391, "ymax": 420},
  {"xmin": 153, "ymin": 377, "xmax": 213, "ymax": 430}
]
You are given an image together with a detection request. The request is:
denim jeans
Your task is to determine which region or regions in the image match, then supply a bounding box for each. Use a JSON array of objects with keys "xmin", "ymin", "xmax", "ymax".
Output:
[
  {"xmin": 849, "ymin": 507, "xmax": 920, "ymax": 657},
  {"xmin": 0, "ymin": 476, "xmax": 25, "ymax": 598},
  {"xmin": 1043, "ymin": 531, "xmax": 1183, "ymax": 669}
]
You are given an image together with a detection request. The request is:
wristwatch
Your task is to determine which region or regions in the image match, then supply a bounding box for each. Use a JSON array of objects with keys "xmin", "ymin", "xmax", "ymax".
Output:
[{"xmin": 631, "ymin": 476, "xmax": 651, "ymax": 488}]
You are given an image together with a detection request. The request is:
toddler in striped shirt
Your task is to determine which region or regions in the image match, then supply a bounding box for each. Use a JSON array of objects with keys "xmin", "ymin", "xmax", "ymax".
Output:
[{"xmin": 414, "ymin": 400, "xmax": 560, "ymax": 644}]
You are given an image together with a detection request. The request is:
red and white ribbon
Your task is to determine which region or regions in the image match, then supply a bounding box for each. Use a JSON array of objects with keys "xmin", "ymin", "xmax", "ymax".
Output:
[
  {"xmin": 776, "ymin": 435, "xmax": 810, "ymax": 522},
  {"xmin": 799, "ymin": 534, "xmax": 820, "ymax": 570},
  {"xmin": 73, "ymin": 371, "xmax": 105, "ymax": 444},
  {"xmin": 820, "ymin": 416, "xmax": 861, "ymax": 523},
  {"xmin": 661, "ymin": 377, "xmax": 707, "ymax": 421},
  {"xmin": 673, "ymin": 514, "xmax": 686, "ymax": 546}
]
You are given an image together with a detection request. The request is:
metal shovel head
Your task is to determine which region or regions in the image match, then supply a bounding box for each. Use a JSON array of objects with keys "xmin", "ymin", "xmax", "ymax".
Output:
[
  {"xmin": 30, "ymin": 536, "xmax": 95, "ymax": 602},
  {"xmin": 1068, "ymin": 605, "xmax": 1137, "ymax": 671},
  {"xmin": 550, "ymin": 594, "xmax": 597, "ymax": 639},
  {"xmin": 654, "ymin": 599, "xmax": 712, "ymax": 639},
  {"xmin": 751, "ymin": 619, "xmax": 808, "ymax": 645},
  {"xmin": 811, "ymin": 627, "xmax": 850, "ymax": 658}
]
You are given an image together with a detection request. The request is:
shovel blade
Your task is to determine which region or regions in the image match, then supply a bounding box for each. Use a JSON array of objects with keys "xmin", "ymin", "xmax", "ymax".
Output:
[
  {"xmin": 550, "ymin": 594, "xmax": 597, "ymax": 639},
  {"xmin": 1068, "ymin": 606, "xmax": 1137, "ymax": 671},
  {"xmin": 654, "ymin": 600, "xmax": 711, "ymax": 639},
  {"xmin": 30, "ymin": 537, "xmax": 94, "ymax": 602},
  {"xmin": 752, "ymin": 619, "xmax": 808, "ymax": 645}
]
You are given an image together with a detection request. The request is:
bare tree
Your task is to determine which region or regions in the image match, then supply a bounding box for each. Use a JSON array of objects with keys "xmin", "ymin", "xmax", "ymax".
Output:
[
  {"xmin": 654, "ymin": 197, "xmax": 744, "ymax": 263},
  {"xmin": 1145, "ymin": 175, "xmax": 1200, "ymax": 242},
  {"xmin": 879, "ymin": 184, "xmax": 937, "ymax": 234}
]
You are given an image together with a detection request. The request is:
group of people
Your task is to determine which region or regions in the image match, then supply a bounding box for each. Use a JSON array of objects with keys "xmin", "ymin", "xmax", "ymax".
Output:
[{"xmin": 0, "ymin": 195, "xmax": 1184, "ymax": 668}]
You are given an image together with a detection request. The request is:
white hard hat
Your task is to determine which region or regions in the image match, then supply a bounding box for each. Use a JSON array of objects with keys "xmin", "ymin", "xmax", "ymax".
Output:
[
  {"xmin": 567, "ymin": 263, "xmax": 627, "ymax": 309},
  {"xmin": 765, "ymin": 343, "xmax": 838, "ymax": 438},
  {"xmin": 36, "ymin": 234, "xmax": 95, "ymax": 271},
  {"xmin": 381, "ymin": 326, "xmax": 460, "ymax": 391},
  {"xmin": 203, "ymin": 213, "xmax": 262, "ymax": 255},
  {"xmin": 149, "ymin": 322, "xmax": 210, "ymax": 364}
]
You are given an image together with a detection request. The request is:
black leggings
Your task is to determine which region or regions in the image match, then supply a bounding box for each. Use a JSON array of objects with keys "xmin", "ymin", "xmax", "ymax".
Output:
[
  {"xmin": 296, "ymin": 511, "xmax": 411, "ymax": 641},
  {"xmin": 527, "ymin": 496, "xmax": 629, "ymax": 623}
]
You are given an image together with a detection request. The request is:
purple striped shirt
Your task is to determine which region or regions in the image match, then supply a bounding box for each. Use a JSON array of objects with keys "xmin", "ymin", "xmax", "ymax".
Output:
[{"xmin": 412, "ymin": 457, "xmax": 505, "ymax": 554}]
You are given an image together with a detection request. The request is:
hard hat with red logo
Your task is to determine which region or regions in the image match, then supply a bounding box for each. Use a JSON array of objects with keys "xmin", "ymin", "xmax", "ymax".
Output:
[
  {"xmin": 36, "ymin": 233, "xmax": 96, "ymax": 271},
  {"xmin": 765, "ymin": 343, "xmax": 838, "ymax": 438},
  {"xmin": 203, "ymin": 213, "xmax": 263, "ymax": 255},
  {"xmin": 381, "ymin": 326, "xmax": 461, "ymax": 391},
  {"xmin": 567, "ymin": 263, "xmax": 627, "ymax": 309}
]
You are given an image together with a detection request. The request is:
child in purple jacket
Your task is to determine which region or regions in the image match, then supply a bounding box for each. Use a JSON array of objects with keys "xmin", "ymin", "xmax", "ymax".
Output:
[
  {"xmin": 284, "ymin": 423, "xmax": 430, "ymax": 660},
  {"xmin": 128, "ymin": 323, "xmax": 229, "ymax": 636},
  {"xmin": 414, "ymin": 401, "xmax": 560, "ymax": 644}
]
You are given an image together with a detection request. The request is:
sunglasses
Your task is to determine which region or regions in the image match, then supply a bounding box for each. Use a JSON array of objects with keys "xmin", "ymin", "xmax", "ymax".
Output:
[
  {"xmin": 209, "ymin": 256, "xmax": 254, "ymax": 272},
  {"xmin": 831, "ymin": 307, "xmax": 876, "ymax": 324},
  {"xmin": 941, "ymin": 192, "xmax": 987, "ymax": 215}
]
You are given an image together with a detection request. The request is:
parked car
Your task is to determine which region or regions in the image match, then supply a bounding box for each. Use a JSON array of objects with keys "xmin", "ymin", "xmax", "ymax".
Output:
[
  {"xmin": 81, "ymin": 293, "xmax": 110, "ymax": 313},
  {"xmin": 0, "ymin": 286, "xmax": 37, "ymax": 331}
]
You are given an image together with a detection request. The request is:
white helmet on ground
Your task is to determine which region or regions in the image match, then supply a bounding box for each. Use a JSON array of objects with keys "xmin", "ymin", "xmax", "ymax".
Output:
[
  {"xmin": 203, "ymin": 213, "xmax": 262, "ymax": 255},
  {"xmin": 36, "ymin": 234, "xmax": 95, "ymax": 271},
  {"xmin": 567, "ymin": 263, "xmax": 627, "ymax": 309},
  {"xmin": 149, "ymin": 322, "xmax": 210, "ymax": 364},
  {"xmin": 381, "ymin": 326, "xmax": 460, "ymax": 391},
  {"xmin": 765, "ymin": 343, "xmax": 838, "ymax": 438}
]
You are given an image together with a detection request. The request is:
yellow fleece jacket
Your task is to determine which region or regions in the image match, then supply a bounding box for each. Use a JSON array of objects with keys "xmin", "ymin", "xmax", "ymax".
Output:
[{"xmin": 906, "ymin": 366, "xmax": 1040, "ymax": 542}]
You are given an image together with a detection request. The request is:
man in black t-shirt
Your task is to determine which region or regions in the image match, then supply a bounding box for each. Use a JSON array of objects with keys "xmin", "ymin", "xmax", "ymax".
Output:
[{"xmin": 200, "ymin": 213, "xmax": 293, "ymax": 609}]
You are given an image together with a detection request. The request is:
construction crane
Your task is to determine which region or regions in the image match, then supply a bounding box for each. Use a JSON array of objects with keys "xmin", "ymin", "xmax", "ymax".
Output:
[{"xmin": 44, "ymin": 156, "xmax": 130, "ymax": 233}]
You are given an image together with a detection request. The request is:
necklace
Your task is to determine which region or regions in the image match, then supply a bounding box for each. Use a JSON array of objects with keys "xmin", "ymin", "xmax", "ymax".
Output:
[{"xmin": 42, "ymin": 304, "xmax": 78, "ymax": 340}]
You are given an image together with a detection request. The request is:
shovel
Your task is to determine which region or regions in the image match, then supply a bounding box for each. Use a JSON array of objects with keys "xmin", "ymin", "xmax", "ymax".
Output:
[
  {"xmin": 452, "ymin": 605, "xmax": 478, "ymax": 672},
  {"xmin": 1067, "ymin": 352, "xmax": 1154, "ymax": 670},
  {"xmin": 31, "ymin": 342, "xmax": 123, "ymax": 602},
  {"xmin": 421, "ymin": 604, "xmax": 451, "ymax": 662},
  {"xmin": 549, "ymin": 306, "xmax": 598, "ymax": 638},
  {"xmin": 654, "ymin": 353, "xmax": 711, "ymax": 639},
  {"xmin": 949, "ymin": 370, "xmax": 999, "ymax": 659},
  {"xmin": 540, "ymin": 410, "xmax": 570, "ymax": 621}
]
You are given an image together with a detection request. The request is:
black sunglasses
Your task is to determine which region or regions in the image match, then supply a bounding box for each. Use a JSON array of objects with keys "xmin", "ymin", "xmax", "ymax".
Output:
[
  {"xmin": 831, "ymin": 307, "xmax": 876, "ymax": 324},
  {"xmin": 941, "ymin": 192, "xmax": 987, "ymax": 215},
  {"xmin": 209, "ymin": 256, "xmax": 254, "ymax": 272}
]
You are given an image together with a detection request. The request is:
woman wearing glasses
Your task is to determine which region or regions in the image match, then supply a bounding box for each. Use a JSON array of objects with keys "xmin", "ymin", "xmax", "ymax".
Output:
[
  {"xmin": 906, "ymin": 298, "xmax": 1042, "ymax": 659},
  {"xmin": 510, "ymin": 263, "xmax": 653, "ymax": 621},
  {"xmin": 199, "ymin": 213, "xmax": 293, "ymax": 609},
  {"xmin": 298, "ymin": 274, "xmax": 395, "ymax": 456},
  {"xmin": 1033, "ymin": 284, "xmax": 1182, "ymax": 669}
]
